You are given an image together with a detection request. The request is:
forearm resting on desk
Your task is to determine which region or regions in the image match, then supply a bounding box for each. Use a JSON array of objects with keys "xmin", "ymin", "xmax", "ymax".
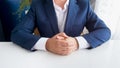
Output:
[{"xmin": 34, "ymin": 32, "xmax": 90, "ymax": 55}]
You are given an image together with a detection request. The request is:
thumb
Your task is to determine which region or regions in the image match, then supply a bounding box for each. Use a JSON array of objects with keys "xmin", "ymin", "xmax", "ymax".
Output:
[
  {"xmin": 56, "ymin": 36, "xmax": 65, "ymax": 40},
  {"xmin": 58, "ymin": 32, "xmax": 68, "ymax": 38}
]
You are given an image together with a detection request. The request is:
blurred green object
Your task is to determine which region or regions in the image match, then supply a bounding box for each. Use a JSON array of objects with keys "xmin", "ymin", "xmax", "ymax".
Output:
[
  {"xmin": 0, "ymin": 0, "xmax": 31, "ymax": 41},
  {"xmin": 0, "ymin": 0, "xmax": 95, "ymax": 41},
  {"xmin": 15, "ymin": 0, "xmax": 31, "ymax": 20}
]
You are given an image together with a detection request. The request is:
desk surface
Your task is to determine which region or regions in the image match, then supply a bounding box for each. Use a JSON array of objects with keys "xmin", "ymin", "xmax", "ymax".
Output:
[{"xmin": 0, "ymin": 40, "xmax": 120, "ymax": 68}]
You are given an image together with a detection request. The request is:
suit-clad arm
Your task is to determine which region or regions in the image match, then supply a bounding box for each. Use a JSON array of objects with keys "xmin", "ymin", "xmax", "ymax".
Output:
[
  {"xmin": 11, "ymin": 0, "xmax": 41, "ymax": 50},
  {"xmin": 82, "ymin": 1, "xmax": 111, "ymax": 48}
]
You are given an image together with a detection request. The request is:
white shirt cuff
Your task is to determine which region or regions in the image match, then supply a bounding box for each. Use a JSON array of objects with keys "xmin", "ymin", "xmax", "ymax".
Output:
[
  {"xmin": 75, "ymin": 36, "xmax": 90, "ymax": 49},
  {"xmin": 32, "ymin": 37, "xmax": 49, "ymax": 51}
]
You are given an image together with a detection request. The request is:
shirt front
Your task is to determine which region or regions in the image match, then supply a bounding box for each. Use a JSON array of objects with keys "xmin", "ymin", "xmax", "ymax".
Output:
[
  {"xmin": 53, "ymin": 0, "xmax": 69, "ymax": 32},
  {"xmin": 33, "ymin": 0, "xmax": 90, "ymax": 51}
]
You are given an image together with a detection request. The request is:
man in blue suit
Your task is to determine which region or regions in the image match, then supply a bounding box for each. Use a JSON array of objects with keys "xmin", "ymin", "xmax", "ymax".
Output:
[{"xmin": 11, "ymin": 0, "xmax": 111, "ymax": 55}]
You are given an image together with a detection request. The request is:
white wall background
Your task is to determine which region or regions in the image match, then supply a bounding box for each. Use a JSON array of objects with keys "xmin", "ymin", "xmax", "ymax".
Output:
[{"xmin": 94, "ymin": 0, "xmax": 120, "ymax": 40}]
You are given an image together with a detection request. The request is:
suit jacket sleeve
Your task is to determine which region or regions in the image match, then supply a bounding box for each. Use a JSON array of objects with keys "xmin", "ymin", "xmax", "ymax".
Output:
[
  {"xmin": 11, "ymin": 0, "xmax": 40, "ymax": 50},
  {"xmin": 82, "ymin": 1, "xmax": 111, "ymax": 48}
]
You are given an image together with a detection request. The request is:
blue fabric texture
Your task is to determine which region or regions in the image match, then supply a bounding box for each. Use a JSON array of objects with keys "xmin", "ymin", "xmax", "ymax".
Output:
[
  {"xmin": 11, "ymin": 0, "xmax": 111, "ymax": 50},
  {"xmin": 0, "ymin": 0, "xmax": 29, "ymax": 41}
]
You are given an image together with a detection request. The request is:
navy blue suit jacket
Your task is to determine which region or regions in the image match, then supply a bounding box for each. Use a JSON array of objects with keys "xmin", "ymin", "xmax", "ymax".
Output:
[{"xmin": 11, "ymin": 0, "xmax": 111, "ymax": 50}]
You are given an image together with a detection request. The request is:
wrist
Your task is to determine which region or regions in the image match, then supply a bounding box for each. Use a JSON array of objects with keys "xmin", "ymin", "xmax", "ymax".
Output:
[
  {"xmin": 45, "ymin": 38, "xmax": 50, "ymax": 51},
  {"xmin": 74, "ymin": 38, "xmax": 79, "ymax": 50}
]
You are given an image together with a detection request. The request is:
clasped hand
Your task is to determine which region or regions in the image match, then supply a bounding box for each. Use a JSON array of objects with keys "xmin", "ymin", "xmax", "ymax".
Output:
[{"xmin": 46, "ymin": 32, "xmax": 79, "ymax": 55}]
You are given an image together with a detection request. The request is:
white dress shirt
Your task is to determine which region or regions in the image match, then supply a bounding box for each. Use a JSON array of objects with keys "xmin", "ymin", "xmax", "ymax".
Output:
[{"xmin": 33, "ymin": 0, "xmax": 90, "ymax": 51}]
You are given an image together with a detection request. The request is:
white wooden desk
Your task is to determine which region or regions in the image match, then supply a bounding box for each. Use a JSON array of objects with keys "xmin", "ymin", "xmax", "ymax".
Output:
[{"xmin": 0, "ymin": 40, "xmax": 120, "ymax": 68}]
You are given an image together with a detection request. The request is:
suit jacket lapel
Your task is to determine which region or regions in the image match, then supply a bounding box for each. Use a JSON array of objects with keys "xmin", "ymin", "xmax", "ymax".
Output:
[
  {"xmin": 44, "ymin": 0, "xmax": 59, "ymax": 34},
  {"xmin": 64, "ymin": 0, "xmax": 79, "ymax": 35}
]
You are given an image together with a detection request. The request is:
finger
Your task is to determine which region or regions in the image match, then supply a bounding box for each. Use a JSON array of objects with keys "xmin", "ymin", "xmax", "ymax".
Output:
[
  {"xmin": 56, "ymin": 36, "xmax": 65, "ymax": 40},
  {"xmin": 54, "ymin": 46, "xmax": 74, "ymax": 55},
  {"xmin": 57, "ymin": 32, "xmax": 69, "ymax": 38},
  {"xmin": 53, "ymin": 32, "xmax": 68, "ymax": 39},
  {"xmin": 60, "ymin": 32, "xmax": 68, "ymax": 38},
  {"xmin": 60, "ymin": 49, "xmax": 73, "ymax": 55},
  {"xmin": 56, "ymin": 40, "xmax": 68, "ymax": 47}
]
